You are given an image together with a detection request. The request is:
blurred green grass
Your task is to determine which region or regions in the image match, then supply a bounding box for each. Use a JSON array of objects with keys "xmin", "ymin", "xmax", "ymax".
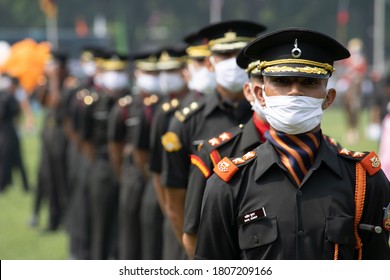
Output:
[{"xmin": 0, "ymin": 107, "xmax": 380, "ymax": 260}]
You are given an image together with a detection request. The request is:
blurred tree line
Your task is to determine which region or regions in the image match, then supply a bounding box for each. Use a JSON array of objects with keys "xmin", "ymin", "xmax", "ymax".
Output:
[{"xmin": 0, "ymin": 0, "xmax": 389, "ymax": 67}]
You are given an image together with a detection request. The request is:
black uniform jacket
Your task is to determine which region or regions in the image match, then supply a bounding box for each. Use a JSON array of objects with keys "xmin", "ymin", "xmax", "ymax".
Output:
[
  {"xmin": 184, "ymin": 117, "xmax": 263, "ymax": 235},
  {"xmin": 161, "ymin": 91, "xmax": 252, "ymax": 189},
  {"xmin": 195, "ymin": 139, "xmax": 390, "ymax": 260}
]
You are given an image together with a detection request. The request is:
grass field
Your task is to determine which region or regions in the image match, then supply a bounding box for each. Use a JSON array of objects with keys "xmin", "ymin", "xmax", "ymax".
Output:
[{"xmin": 0, "ymin": 106, "xmax": 381, "ymax": 260}]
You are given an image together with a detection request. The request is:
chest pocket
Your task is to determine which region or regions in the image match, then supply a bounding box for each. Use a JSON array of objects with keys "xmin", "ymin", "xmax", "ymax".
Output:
[
  {"xmin": 238, "ymin": 217, "xmax": 278, "ymax": 249},
  {"xmin": 326, "ymin": 216, "xmax": 356, "ymax": 245}
]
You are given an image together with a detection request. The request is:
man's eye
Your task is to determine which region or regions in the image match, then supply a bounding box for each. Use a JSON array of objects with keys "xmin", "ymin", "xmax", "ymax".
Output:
[
  {"xmin": 273, "ymin": 77, "xmax": 288, "ymax": 84},
  {"xmin": 303, "ymin": 78, "xmax": 319, "ymax": 85}
]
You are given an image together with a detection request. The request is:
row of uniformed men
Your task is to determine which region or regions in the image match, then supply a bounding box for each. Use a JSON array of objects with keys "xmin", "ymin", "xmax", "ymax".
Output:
[
  {"xmin": 34, "ymin": 19, "xmax": 266, "ymax": 260},
  {"xmin": 36, "ymin": 18, "xmax": 390, "ymax": 260}
]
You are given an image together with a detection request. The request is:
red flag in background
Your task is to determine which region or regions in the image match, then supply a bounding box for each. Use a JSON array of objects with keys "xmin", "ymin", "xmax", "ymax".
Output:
[
  {"xmin": 75, "ymin": 17, "xmax": 89, "ymax": 38},
  {"xmin": 337, "ymin": 0, "xmax": 349, "ymax": 26},
  {"xmin": 39, "ymin": 0, "xmax": 57, "ymax": 18}
]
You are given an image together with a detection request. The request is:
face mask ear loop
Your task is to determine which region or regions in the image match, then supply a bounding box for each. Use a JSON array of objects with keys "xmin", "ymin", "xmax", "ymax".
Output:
[
  {"xmin": 209, "ymin": 55, "xmax": 216, "ymax": 67},
  {"xmin": 261, "ymin": 83, "xmax": 268, "ymax": 107}
]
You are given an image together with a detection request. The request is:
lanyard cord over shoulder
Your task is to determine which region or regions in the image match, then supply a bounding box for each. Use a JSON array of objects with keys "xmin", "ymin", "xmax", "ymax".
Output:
[{"xmin": 334, "ymin": 162, "xmax": 366, "ymax": 260}]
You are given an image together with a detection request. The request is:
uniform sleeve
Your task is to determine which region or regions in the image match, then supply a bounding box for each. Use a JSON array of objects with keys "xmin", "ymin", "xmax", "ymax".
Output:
[
  {"xmin": 79, "ymin": 103, "xmax": 94, "ymax": 141},
  {"xmin": 149, "ymin": 108, "xmax": 166, "ymax": 174},
  {"xmin": 184, "ymin": 147, "xmax": 212, "ymax": 234},
  {"xmin": 360, "ymin": 170, "xmax": 390, "ymax": 259},
  {"xmin": 161, "ymin": 116, "xmax": 191, "ymax": 188},
  {"xmin": 107, "ymin": 103, "xmax": 126, "ymax": 142},
  {"xmin": 132, "ymin": 105, "xmax": 150, "ymax": 150},
  {"xmin": 194, "ymin": 173, "xmax": 240, "ymax": 259}
]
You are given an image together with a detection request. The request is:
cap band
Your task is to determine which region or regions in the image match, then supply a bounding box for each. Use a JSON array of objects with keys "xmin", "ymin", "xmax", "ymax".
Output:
[
  {"xmin": 186, "ymin": 45, "xmax": 211, "ymax": 58},
  {"xmin": 102, "ymin": 60, "xmax": 128, "ymax": 71},
  {"xmin": 209, "ymin": 36, "xmax": 253, "ymax": 52},
  {"xmin": 246, "ymin": 60, "xmax": 261, "ymax": 74},
  {"xmin": 259, "ymin": 58, "xmax": 334, "ymax": 75}
]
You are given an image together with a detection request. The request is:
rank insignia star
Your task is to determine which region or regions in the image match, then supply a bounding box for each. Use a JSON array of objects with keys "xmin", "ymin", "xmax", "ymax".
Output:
[
  {"xmin": 352, "ymin": 151, "xmax": 365, "ymax": 158},
  {"xmin": 242, "ymin": 151, "xmax": 256, "ymax": 161},
  {"xmin": 208, "ymin": 137, "xmax": 220, "ymax": 146},
  {"xmin": 338, "ymin": 148, "xmax": 351, "ymax": 155},
  {"xmin": 232, "ymin": 157, "xmax": 245, "ymax": 165},
  {"xmin": 219, "ymin": 132, "xmax": 232, "ymax": 141}
]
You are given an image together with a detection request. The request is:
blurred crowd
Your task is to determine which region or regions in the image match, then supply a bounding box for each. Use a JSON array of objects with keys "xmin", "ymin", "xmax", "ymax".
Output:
[{"xmin": 0, "ymin": 19, "xmax": 389, "ymax": 260}]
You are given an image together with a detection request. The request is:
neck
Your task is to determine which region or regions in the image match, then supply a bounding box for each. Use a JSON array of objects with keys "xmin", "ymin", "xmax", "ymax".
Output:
[
  {"xmin": 169, "ymin": 86, "xmax": 188, "ymax": 100},
  {"xmin": 216, "ymin": 84, "xmax": 244, "ymax": 103}
]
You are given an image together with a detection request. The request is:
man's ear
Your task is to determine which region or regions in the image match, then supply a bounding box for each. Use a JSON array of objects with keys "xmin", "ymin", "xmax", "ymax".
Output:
[
  {"xmin": 243, "ymin": 82, "xmax": 253, "ymax": 103},
  {"xmin": 253, "ymin": 83, "xmax": 265, "ymax": 106},
  {"xmin": 322, "ymin": 88, "xmax": 336, "ymax": 110}
]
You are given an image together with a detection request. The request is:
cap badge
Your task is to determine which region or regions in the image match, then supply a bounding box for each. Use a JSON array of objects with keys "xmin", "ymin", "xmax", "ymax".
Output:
[
  {"xmin": 370, "ymin": 155, "xmax": 381, "ymax": 168},
  {"xmin": 224, "ymin": 31, "xmax": 237, "ymax": 40},
  {"xmin": 291, "ymin": 39, "xmax": 302, "ymax": 58},
  {"xmin": 217, "ymin": 160, "xmax": 230, "ymax": 172}
]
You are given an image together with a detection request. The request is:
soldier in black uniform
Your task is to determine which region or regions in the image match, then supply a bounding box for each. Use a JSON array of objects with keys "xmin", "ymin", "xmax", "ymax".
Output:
[
  {"xmin": 195, "ymin": 28, "xmax": 390, "ymax": 260},
  {"xmin": 107, "ymin": 49, "xmax": 162, "ymax": 260},
  {"xmin": 182, "ymin": 49, "xmax": 269, "ymax": 258},
  {"xmin": 84, "ymin": 51, "xmax": 130, "ymax": 260},
  {"xmin": 160, "ymin": 20, "xmax": 266, "ymax": 252},
  {"xmin": 29, "ymin": 51, "xmax": 69, "ymax": 231},
  {"xmin": 64, "ymin": 46, "xmax": 107, "ymax": 259},
  {"xmin": 184, "ymin": 31, "xmax": 215, "ymax": 96},
  {"xmin": 148, "ymin": 46, "xmax": 195, "ymax": 259},
  {"xmin": 0, "ymin": 76, "xmax": 29, "ymax": 193}
]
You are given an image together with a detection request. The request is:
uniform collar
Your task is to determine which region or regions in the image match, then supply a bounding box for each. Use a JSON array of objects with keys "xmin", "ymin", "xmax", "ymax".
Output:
[
  {"xmin": 203, "ymin": 91, "xmax": 221, "ymax": 117},
  {"xmin": 254, "ymin": 138, "xmax": 344, "ymax": 181},
  {"xmin": 203, "ymin": 90, "xmax": 252, "ymax": 120},
  {"xmin": 238, "ymin": 117, "xmax": 264, "ymax": 152}
]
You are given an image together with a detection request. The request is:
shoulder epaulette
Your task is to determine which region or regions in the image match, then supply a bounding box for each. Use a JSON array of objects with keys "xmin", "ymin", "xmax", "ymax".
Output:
[
  {"xmin": 202, "ymin": 125, "xmax": 244, "ymax": 166},
  {"xmin": 174, "ymin": 101, "xmax": 205, "ymax": 122},
  {"xmin": 214, "ymin": 151, "xmax": 257, "ymax": 182},
  {"xmin": 64, "ymin": 76, "xmax": 80, "ymax": 90},
  {"xmin": 161, "ymin": 98, "xmax": 180, "ymax": 113},
  {"xmin": 76, "ymin": 89, "xmax": 89, "ymax": 100},
  {"xmin": 337, "ymin": 148, "xmax": 382, "ymax": 176},
  {"xmin": 323, "ymin": 134, "xmax": 342, "ymax": 149},
  {"xmin": 143, "ymin": 94, "xmax": 159, "ymax": 106},
  {"xmin": 118, "ymin": 95, "xmax": 133, "ymax": 107},
  {"xmin": 83, "ymin": 91, "xmax": 99, "ymax": 106}
]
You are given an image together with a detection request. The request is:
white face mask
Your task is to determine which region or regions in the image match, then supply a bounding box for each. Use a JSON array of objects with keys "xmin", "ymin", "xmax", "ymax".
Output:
[
  {"xmin": 211, "ymin": 56, "xmax": 248, "ymax": 93},
  {"xmin": 262, "ymin": 84, "xmax": 325, "ymax": 134},
  {"xmin": 159, "ymin": 71, "xmax": 185, "ymax": 95},
  {"xmin": 188, "ymin": 65, "xmax": 216, "ymax": 95},
  {"xmin": 101, "ymin": 71, "xmax": 129, "ymax": 91},
  {"xmin": 81, "ymin": 61, "xmax": 96, "ymax": 77},
  {"xmin": 136, "ymin": 73, "xmax": 161, "ymax": 94},
  {"xmin": 249, "ymin": 82, "xmax": 266, "ymax": 119}
]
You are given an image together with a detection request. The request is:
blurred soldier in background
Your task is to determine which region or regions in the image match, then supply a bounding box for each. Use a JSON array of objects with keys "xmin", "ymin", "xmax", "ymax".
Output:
[
  {"xmin": 336, "ymin": 38, "xmax": 368, "ymax": 145},
  {"xmin": 160, "ymin": 20, "xmax": 266, "ymax": 255},
  {"xmin": 65, "ymin": 46, "xmax": 107, "ymax": 259},
  {"xmin": 84, "ymin": 50, "xmax": 130, "ymax": 259},
  {"xmin": 184, "ymin": 31, "xmax": 216, "ymax": 97},
  {"xmin": 0, "ymin": 76, "xmax": 30, "ymax": 193},
  {"xmin": 148, "ymin": 46, "xmax": 194, "ymax": 259},
  {"xmin": 30, "ymin": 51, "xmax": 70, "ymax": 231},
  {"xmin": 379, "ymin": 74, "xmax": 390, "ymax": 180},
  {"xmin": 107, "ymin": 49, "xmax": 162, "ymax": 259}
]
